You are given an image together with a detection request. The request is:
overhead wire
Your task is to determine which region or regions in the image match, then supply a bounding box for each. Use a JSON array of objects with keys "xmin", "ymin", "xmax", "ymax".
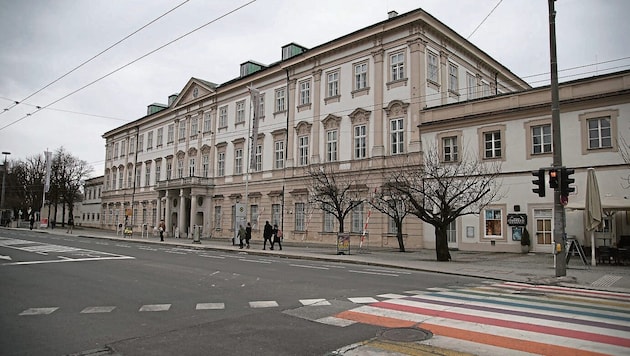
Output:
[
  {"xmin": 0, "ymin": 0, "xmax": 191, "ymax": 117},
  {"xmin": 0, "ymin": 0, "xmax": 257, "ymax": 132},
  {"xmin": 468, "ymin": 0, "xmax": 503, "ymax": 40}
]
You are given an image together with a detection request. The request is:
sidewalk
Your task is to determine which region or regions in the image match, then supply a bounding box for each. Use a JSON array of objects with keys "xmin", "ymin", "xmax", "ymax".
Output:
[{"xmin": 34, "ymin": 226, "xmax": 630, "ymax": 293}]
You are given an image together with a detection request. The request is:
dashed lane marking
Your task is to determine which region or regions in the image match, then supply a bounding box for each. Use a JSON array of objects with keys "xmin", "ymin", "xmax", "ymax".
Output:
[
  {"xmin": 196, "ymin": 303, "xmax": 225, "ymax": 310},
  {"xmin": 290, "ymin": 263, "xmax": 329, "ymax": 270},
  {"xmin": 81, "ymin": 306, "xmax": 116, "ymax": 314},
  {"xmin": 139, "ymin": 304, "xmax": 171, "ymax": 312},
  {"xmin": 348, "ymin": 297, "xmax": 379, "ymax": 304},
  {"xmin": 249, "ymin": 301, "xmax": 279, "ymax": 308},
  {"xmin": 19, "ymin": 307, "xmax": 58, "ymax": 316},
  {"xmin": 300, "ymin": 299, "xmax": 331, "ymax": 306}
]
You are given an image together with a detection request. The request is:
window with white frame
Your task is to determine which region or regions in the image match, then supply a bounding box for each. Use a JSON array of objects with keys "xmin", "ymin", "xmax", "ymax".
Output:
[
  {"xmin": 202, "ymin": 154, "xmax": 209, "ymax": 177},
  {"xmin": 390, "ymin": 52, "xmax": 405, "ymax": 81},
  {"xmin": 447, "ymin": 220, "xmax": 457, "ymax": 243},
  {"xmin": 219, "ymin": 106, "xmax": 228, "ymax": 128},
  {"xmin": 327, "ymin": 71, "xmax": 339, "ymax": 97},
  {"xmin": 324, "ymin": 211, "xmax": 335, "ymax": 232},
  {"xmin": 326, "ymin": 130, "xmax": 338, "ymax": 162},
  {"xmin": 214, "ymin": 206, "xmax": 222, "ymax": 230},
  {"xmin": 217, "ymin": 152, "xmax": 225, "ymax": 177},
  {"xmin": 351, "ymin": 202, "xmax": 363, "ymax": 233},
  {"xmin": 234, "ymin": 148, "xmax": 243, "ymax": 175},
  {"xmin": 484, "ymin": 131, "xmax": 502, "ymax": 159},
  {"xmin": 427, "ymin": 51, "xmax": 438, "ymax": 83},
  {"xmin": 190, "ymin": 117, "xmax": 198, "ymax": 136},
  {"xmin": 254, "ymin": 144, "xmax": 262, "ymax": 171},
  {"xmin": 155, "ymin": 127, "xmax": 164, "ymax": 147},
  {"xmin": 250, "ymin": 205, "xmax": 259, "ymax": 228},
  {"xmin": 155, "ymin": 162, "xmax": 161, "ymax": 182},
  {"xmin": 167, "ymin": 124, "xmax": 174, "ymax": 143},
  {"xmin": 443, "ymin": 136, "xmax": 458, "ymax": 162},
  {"xmin": 588, "ymin": 117, "xmax": 612, "ymax": 149},
  {"xmin": 482, "ymin": 82, "xmax": 491, "ymax": 97},
  {"xmin": 127, "ymin": 168, "xmax": 132, "ymax": 187},
  {"xmin": 295, "ymin": 202, "xmax": 305, "ymax": 231},
  {"xmin": 135, "ymin": 165, "xmax": 141, "ymax": 187},
  {"xmin": 203, "ymin": 113, "xmax": 211, "ymax": 133},
  {"xmin": 390, "ymin": 118, "xmax": 404, "ymax": 155},
  {"xmin": 354, "ymin": 62, "xmax": 367, "ymax": 90},
  {"xmin": 274, "ymin": 140, "xmax": 284, "ymax": 169},
  {"xmin": 189, "ymin": 158, "xmax": 195, "ymax": 177},
  {"xmin": 236, "ymin": 100, "xmax": 245, "ymax": 124},
  {"xmin": 113, "ymin": 142, "xmax": 119, "ymax": 158},
  {"xmin": 138, "ymin": 134, "xmax": 144, "ymax": 152},
  {"xmin": 177, "ymin": 158, "xmax": 184, "ymax": 178},
  {"xmin": 272, "ymin": 204, "xmax": 281, "ymax": 227},
  {"xmin": 298, "ymin": 136, "xmax": 309, "ymax": 166},
  {"xmin": 299, "ymin": 80, "xmax": 310, "ymax": 105},
  {"xmin": 129, "ymin": 137, "xmax": 135, "ymax": 154},
  {"xmin": 145, "ymin": 164, "xmax": 151, "ymax": 186},
  {"xmin": 534, "ymin": 209, "xmax": 552, "ymax": 245},
  {"xmin": 166, "ymin": 160, "xmax": 172, "ymax": 180},
  {"xmin": 354, "ymin": 124, "xmax": 366, "ymax": 159},
  {"xmin": 388, "ymin": 215, "xmax": 397, "ymax": 234},
  {"xmin": 484, "ymin": 208, "xmax": 503, "ymax": 238},
  {"xmin": 466, "ymin": 73, "xmax": 476, "ymax": 100},
  {"xmin": 532, "ymin": 124, "xmax": 552, "ymax": 154},
  {"xmin": 117, "ymin": 170, "xmax": 123, "ymax": 190},
  {"xmin": 275, "ymin": 88, "xmax": 286, "ymax": 112},
  {"xmin": 178, "ymin": 120, "xmax": 186, "ymax": 140},
  {"xmin": 448, "ymin": 63, "xmax": 458, "ymax": 92},
  {"xmin": 147, "ymin": 131, "xmax": 153, "ymax": 150}
]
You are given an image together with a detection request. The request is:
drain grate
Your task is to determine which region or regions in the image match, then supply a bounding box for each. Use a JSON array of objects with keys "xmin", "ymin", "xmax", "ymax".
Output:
[{"xmin": 377, "ymin": 327, "xmax": 433, "ymax": 342}]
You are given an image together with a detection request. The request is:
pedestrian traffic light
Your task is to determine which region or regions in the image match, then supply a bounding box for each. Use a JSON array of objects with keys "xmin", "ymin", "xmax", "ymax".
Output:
[
  {"xmin": 532, "ymin": 169, "xmax": 545, "ymax": 197},
  {"xmin": 549, "ymin": 169, "xmax": 559, "ymax": 190},
  {"xmin": 561, "ymin": 167, "xmax": 575, "ymax": 196}
]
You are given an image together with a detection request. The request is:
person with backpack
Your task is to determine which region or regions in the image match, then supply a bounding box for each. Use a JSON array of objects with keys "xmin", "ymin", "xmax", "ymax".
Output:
[{"xmin": 271, "ymin": 223, "xmax": 282, "ymax": 251}]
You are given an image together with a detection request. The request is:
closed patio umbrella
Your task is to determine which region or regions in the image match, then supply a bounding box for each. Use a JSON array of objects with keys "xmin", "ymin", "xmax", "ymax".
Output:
[{"xmin": 585, "ymin": 168, "xmax": 603, "ymax": 266}]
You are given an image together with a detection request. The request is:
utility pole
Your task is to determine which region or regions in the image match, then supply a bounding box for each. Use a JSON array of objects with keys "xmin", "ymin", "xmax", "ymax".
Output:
[
  {"xmin": 549, "ymin": 0, "xmax": 566, "ymax": 277},
  {"xmin": 1, "ymin": 151, "xmax": 10, "ymax": 210}
]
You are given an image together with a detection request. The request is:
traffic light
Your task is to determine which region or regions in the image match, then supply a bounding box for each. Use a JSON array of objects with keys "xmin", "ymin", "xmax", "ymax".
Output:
[
  {"xmin": 561, "ymin": 167, "xmax": 575, "ymax": 196},
  {"xmin": 549, "ymin": 169, "xmax": 559, "ymax": 190},
  {"xmin": 532, "ymin": 169, "xmax": 545, "ymax": 197}
]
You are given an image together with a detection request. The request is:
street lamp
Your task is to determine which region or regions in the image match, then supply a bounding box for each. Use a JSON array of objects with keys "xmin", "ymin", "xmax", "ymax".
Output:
[{"xmin": 1, "ymin": 151, "xmax": 11, "ymax": 210}]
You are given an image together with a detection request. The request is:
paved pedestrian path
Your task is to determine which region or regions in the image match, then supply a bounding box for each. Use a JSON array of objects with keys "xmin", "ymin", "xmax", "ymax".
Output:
[{"xmin": 30, "ymin": 226, "xmax": 630, "ymax": 293}]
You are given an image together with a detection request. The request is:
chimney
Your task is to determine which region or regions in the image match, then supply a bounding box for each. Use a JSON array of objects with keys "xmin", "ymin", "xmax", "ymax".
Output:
[{"xmin": 388, "ymin": 10, "xmax": 398, "ymax": 19}]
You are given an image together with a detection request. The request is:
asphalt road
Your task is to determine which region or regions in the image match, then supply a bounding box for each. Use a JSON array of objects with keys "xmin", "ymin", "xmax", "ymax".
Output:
[{"xmin": 0, "ymin": 229, "xmax": 481, "ymax": 355}]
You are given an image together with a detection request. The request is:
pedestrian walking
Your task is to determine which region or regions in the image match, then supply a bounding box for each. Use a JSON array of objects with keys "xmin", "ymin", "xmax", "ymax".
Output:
[
  {"xmin": 262, "ymin": 221, "xmax": 273, "ymax": 250},
  {"xmin": 271, "ymin": 224, "xmax": 282, "ymax": 251},
  {"xmin": 66, "ymin": 217, "xmax": 74, "ymax": 234},
  {"xmin": 245, "ymin": 222, "xmax": 252, "ymax": 249},
  {"xmin": 29, "ymin": 213, "xmax": 35, "ymax": 230},
  {"xmin": 238, "ymin": 224, "xmax": 246, "ymax": 249},
  {"xmin": 158, "ymin": 220, "xmax": 165, "ymax": 241}
]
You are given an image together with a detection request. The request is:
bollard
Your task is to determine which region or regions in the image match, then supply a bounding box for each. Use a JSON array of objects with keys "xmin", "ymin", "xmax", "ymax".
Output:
[{"xmin": 192, "ymin": 225, "xmax": 201, "ymax": 244}]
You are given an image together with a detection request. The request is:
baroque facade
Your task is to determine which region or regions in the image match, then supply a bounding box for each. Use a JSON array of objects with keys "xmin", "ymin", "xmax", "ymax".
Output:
[{"xmin": 100, "ymin": 8, "xmax": 629, "ymax": 252}]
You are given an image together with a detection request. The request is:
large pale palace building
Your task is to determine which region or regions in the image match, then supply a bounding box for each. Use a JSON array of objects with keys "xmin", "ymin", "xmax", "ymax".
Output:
[{"xmin": 101, "ymin": 8, "xmax": 630, "ymax": 253}]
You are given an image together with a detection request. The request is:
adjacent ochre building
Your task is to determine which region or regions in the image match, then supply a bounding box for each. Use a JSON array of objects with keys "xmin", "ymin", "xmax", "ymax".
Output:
[{"xmin": 101, "ymin": 8, "xmax": 630, "ymax": 253}]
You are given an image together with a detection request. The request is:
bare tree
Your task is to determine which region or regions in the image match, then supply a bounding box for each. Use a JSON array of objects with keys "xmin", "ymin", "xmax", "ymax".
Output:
[
  {"xmin": 369, "ymin": 182, "xmax": 414, "ymax": 252},
  {"xmin": 6, "ymin": 154, "xmax": 46, "ymax": 215},
  {"xmin": 305, "ymin": 164, "xmax": 366, "ymax": 233},
  {"xmin": 619, "ymin": 135, "xmax": 630, "ymax": 189},
  {"xmin": 53, "ymin": 147, "xmax": 93, "ymax": 223},
  {"xmin": 389, "ymin": 148, "xmax": 502, "ymax": 261}
]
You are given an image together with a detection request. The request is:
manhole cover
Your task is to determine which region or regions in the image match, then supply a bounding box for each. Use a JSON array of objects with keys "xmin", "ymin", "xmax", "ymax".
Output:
[{"xmin": 377, "ymin": 327, "xmax": 433, "ymax": 342}]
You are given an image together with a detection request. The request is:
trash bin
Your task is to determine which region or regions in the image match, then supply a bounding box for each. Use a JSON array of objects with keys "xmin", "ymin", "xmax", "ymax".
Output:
[{"xmin": 192, "ymin": 225, "xmax": 201, "ymax": 244}]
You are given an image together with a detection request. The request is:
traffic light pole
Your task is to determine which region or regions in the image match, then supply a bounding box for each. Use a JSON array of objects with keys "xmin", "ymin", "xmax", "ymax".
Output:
[{"xmin": 549, "ymin": 0, "xmax": 566, "ymax": 277}]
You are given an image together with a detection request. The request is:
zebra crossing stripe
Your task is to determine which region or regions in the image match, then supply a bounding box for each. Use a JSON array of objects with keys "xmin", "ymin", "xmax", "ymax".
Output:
[{"xmin": 501, "ymin": 282, "xmax": 630, "ymax": 301}]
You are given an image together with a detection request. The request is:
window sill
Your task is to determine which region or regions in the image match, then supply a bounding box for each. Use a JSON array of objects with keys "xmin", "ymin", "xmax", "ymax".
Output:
[
  {"xmin": 386, "ymin": 78, "xmax": 408, "ymax": 90},
  {"xmin": 427, "ymin": 79, "xmax": 440, "ymax": 91},
  {"xmin": 324, "ymin": 95, "xmax": 341, "ymax": 104},
  {"xmin": 297, "ymin": 103, "xmax": 311, "ymax": 112},
  {"xmin": 351, "ymin": 87, "xmax": 370, "ymax": 98}
]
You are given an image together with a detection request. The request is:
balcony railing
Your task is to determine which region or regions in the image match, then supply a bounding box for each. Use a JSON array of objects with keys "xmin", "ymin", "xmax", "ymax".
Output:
[{"xmin": 155, "ymin": 176, "xmax": 214, "ymax": 189}]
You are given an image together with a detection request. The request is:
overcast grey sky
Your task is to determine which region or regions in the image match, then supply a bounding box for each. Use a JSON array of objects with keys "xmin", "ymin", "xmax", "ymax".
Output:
[{"xmin": 0, "ymin": 0, "xmax": 628, "ymax": 176}]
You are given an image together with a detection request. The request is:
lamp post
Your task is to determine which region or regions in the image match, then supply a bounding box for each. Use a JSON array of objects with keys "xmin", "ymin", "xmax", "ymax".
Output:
[{"xmin": 1, "ymin": 151, "xmax": 11, "ymax": 210}]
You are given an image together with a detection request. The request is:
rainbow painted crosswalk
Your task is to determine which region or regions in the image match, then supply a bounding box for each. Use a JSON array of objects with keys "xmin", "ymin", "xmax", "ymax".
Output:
[{"xmin": 332, "ymin": 282, "xmax": 630, "ymax": 355}]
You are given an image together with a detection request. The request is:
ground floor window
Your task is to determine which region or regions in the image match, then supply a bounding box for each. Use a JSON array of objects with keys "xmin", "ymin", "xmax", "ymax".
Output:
[
  {"xmin": 447, "ymin": 220, "xmax": 457, "ymax": 243},
  {"xmin": 484, "ymin": 208, "xmax": 503, "ymax": 238},
  {"xmin": 534, "ymin": 209, "xmax": 552, "ymax": 245},
  {"xmin": 295, "ymin": 203, "xmax": 305, "ymax": 231},
  {"xmin": 324, "ymin": 211, "xmax": 335, "ymax": 232},
  {"xmin": 214, "ymin": 206, "xmax": 221, "ymax": 230},
  {"xmin": 272, "ymin": 204, "xmax": 281, "ymax": 227}
]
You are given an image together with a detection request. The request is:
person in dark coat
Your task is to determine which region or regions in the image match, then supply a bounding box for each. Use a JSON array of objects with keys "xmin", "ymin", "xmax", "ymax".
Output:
[
  {"xmin": 238, "ymin": 224, "xmax": 246, "ymax": 249},
  {"xmin": 245, "ymin": 222, "xmax": 252, "ymax": 249},
  {"xmin": 262, "ymin": 221, "xmax": 273, "ymax": 250},
  {"xmin": 29, "ymin": 213, "xmax": 35, "ymax": 230},
  {"xmin": 158, "ymin": 220, "xmax": 165, "ymax": 241},
  {"xmin": 271, "ymin": 224, "xmax": 282, "ymax": 251}
]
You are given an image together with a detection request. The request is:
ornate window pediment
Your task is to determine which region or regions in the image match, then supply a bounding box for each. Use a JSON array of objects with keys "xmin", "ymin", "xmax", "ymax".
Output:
[
  {"xmin": 322, "ymin": 114, "xmax": 342, "ymax": 130},
  {"xmin": 349, "ymin": 108, "xmax": 371, "ymax": 125},
  {"xmin": 176, "ymin": 150, "xmax": 186, "ymax": 159},
  {"xmin": 295, "ymin": 121, "xmax": 312, "ymax": 136},
  {"xmin": 200, "ymin": 144, "xmax": 212, "ymax": 154},
  {"xmin": 384, "ymin": 100, "xmax": 409, "ymax": 118},
  {"xmin": 188, "ymin": 147, "xmax": 198, "ymax": 156}
]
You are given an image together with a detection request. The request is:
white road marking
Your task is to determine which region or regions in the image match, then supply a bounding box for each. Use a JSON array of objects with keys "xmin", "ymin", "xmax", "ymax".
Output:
[
  {"xmin": 19, "ymin": 307, "xmax": 58, "ymax": 316},
  {"xmin": 348, "ymin": 297, "xmax": 379, "ymax": 304},
  {"xmin": 364, "ymin": 268, "xmax": 411, "ymax": 275},
  {"xmin": 81, "ymin": 306, "xmax": 116, "ymax": 313},
  {"xmin": 4, "ymin": 256, "xmax": 134, "ymax": 265},
  {"xmin": 249, "ymin": 301, "xmax": 278, "ymax": 308},
  {"xmin": 348, "ymin": 269, "xmax": 398, "ymax": 277},
  {"xmin": 199, "ymin": 254, "xmax": 225, "ymax": 259},
  {"xmin": 239, "ymin": 259, "xmax": 271, "ymax": 264},
  {"xmin": 289, "ymin": 264, "xmax": 329, "ymax": 270},
  {"xmin": 0, "ymin": 255, "xmax": 12, "ymax": 261},
  {"xmin": 196, "ymin": 303, "xmax": 225, "ymax": 310},
  {"xmin": 139, "ymin": 304, "xmax": 171, "ymax": 312},
  {"xmin": 300, "ymin": 299, "xmax": 331, "ymax": 306},
  {"xmin": 377, "ymin": 293, "xmax": 408, "ymax": 299}
]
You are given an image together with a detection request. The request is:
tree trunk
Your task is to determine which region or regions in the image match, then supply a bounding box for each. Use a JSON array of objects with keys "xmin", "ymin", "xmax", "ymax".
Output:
[
  {"xmin": 396, "ymin": 221, "xmax": 405, "ymax": 252},
  {"xmin": 434, "ymin": 226, "xmax": 451, "ymax": 261}
]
